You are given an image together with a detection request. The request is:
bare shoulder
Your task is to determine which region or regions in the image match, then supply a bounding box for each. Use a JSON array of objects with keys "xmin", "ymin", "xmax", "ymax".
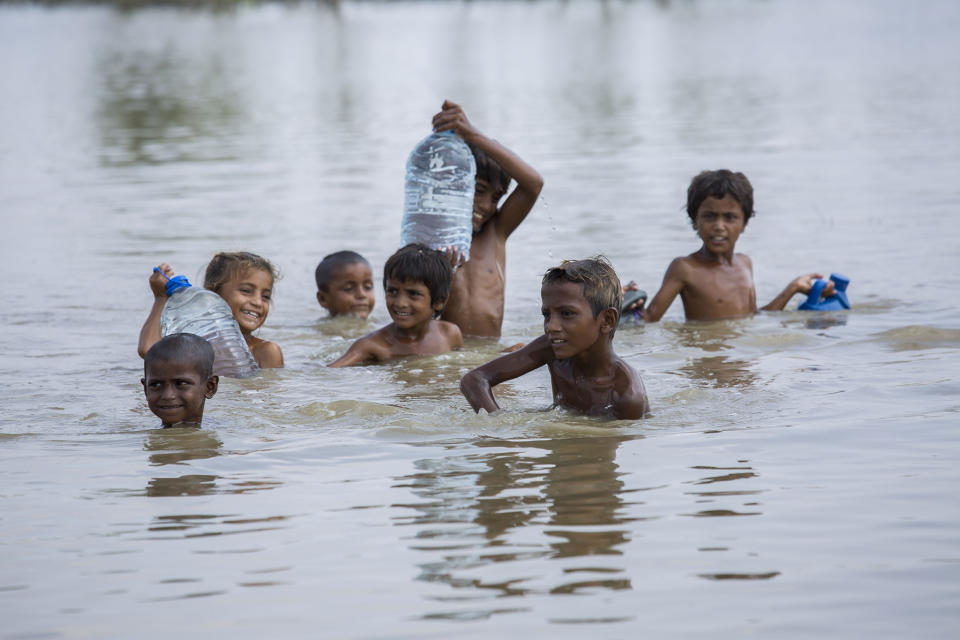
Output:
[
  {"xmin": 251, "ymin": 338, "xmax": 284, "ymax": 368},
  {"xmin": 736, "ymin": 252, "xmax": 754, "ymax": 270},
  {"xmin": 436, "ymin": 319, "xmax": 464, "ymax": 348},
  {"xmin": 611, "ymin": 357, "xmax": 648, "ymax": 419}
]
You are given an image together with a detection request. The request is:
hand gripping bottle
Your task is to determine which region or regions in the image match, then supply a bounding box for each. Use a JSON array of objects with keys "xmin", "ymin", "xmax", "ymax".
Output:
[
  {"xmin": 401, "ymin": 130, "xmax": 476, "ymax": 261},
  {"xmin": 159, "ymin": 273, "xmax": 259, "ymax": 378},
  {"xmin": 798, "ymin": 273, "xmax": 851, "ymax": 311}
]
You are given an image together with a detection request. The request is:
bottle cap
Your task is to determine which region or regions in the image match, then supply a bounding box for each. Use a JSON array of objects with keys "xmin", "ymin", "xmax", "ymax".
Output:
[{"xmin": 165, "ymin": 275, "xmax": 192, "ymax": 296}]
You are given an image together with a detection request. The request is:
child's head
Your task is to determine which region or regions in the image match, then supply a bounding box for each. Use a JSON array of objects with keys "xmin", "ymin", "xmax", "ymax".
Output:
[
  {"xmin": 542, "ymin": 257, "xmax": 623, "ymax": 318},
  {"xmin": 142, "ymin": 333, "xmax": 218, "ymax": 427},
  {"xmin": 203, "ymin": 252, "xmax": 278, "ymax": 335},
  {"xmin": 541, "ymin": 257, "xmax": 622, "ymax": 350},
  {"xmin": 315, "ymin": 251, "xmax": 375, "ymax": 319},
  {"xmin": 383, "ymin": 243, "xmax": 453, "ymax": 319},
  {"xmin": 469, "ymin": 145, "xmax": 511, "ymax": 231},
  {"xmin": 686, "ymin": 170, "xmax": 754, "ymax": 229}
]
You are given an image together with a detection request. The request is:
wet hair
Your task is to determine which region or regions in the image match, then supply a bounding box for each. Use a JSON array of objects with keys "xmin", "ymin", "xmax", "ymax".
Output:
[
  {"xmin": 383, "ymin": 243, "xmax": 453, "ymax": 315},
  {"xmin": 203, "ymin": 251, "xmax": 279, "ymax": 293},
  {"xmin": 144, "ymin": 333, "xmax": 215, "ymax": 380},
  {"xmin": 315, "ymin": 250, "xmax": 370, "ymax": 292},
  {"xmin": 542, "ymin": 256, "xmax": 623, "ymax": 319},
  {"xmin": 686, "ymin": 170, "xmax": 754, "ymax": 228},
  {"xmin": 469, "ymin": 144, "xmax": 511, "ymax": 202}
]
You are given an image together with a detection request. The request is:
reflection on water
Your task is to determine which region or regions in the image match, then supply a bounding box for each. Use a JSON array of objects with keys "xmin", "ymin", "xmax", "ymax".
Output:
[
  {"xmin": 96, "ymin": 44, "xmax": 244, "ymax": 166},
  {"xmin": 144, "ymin": 427, "xmax": 281, "ymax": 497},
  {"xmin": 394, "ymin": 435, "xmax": 637, "ymax": 607},
  {"xmin": 679, "ymin": 355, "xmax": 757, "ymax": 388}
]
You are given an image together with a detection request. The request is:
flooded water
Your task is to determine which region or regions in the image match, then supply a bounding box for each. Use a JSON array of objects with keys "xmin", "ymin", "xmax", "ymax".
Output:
[{"xmin": 2, "ymin": 1, "xmax": 959, "ymax": 637}]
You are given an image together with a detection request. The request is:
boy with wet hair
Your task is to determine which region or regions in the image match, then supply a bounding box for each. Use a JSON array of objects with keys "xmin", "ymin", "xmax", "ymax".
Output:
[
  {"xmin": 432, "ymin": 99, "xmax": 544, "ymax": 338},
  {"xmin": 640, "ymin": 169, "xmax": 835, "ymax": 322},
  {"xmin": 461, "ymin": 257, "xmax": 648, "ymax": 419},
  {"xmin": 315, "ymin": 250, "xmax": 375, "ymax": 320},
  {"xmin": 142, "ymin": 333, "xmax": 219, "ymax": 428},
  {"xmin": 328, "ymin": 243, "xmax": 463, "ymax": 367}
]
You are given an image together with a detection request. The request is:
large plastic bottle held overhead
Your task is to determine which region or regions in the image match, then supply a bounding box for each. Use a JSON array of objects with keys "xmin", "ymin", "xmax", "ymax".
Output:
[
  {"xmin": 159, "ymin": 274, "xmax": 259, "ymax": 379},
  {"xmin": 401, "ymin": 130, "xmax": 476, "ymax": 261}
]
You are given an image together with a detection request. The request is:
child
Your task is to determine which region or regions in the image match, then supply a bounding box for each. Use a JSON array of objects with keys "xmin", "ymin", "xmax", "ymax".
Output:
[
  {"xmin": 138, "ymin": 251, "xmax": 284, "ymax": 368},
  {"xmin": 460, "ymin": 257, "xmax": 648, "ymax": 420},
  {"xmin": 432, "ymin": 100, "xmax": 543, "ymax": 338},
  {"xmin": 315, "ymin": 250, "xmax": 375, "ymax": 320},
  {"xmin": 142, "ymin": 333, "xmax": 219, "ymax": 428},
  {"xmin": 328, "ymin": 243, "xmax": 463, "ymax": 367},
  {"xmin": 641, "ymin": 170, "xmax": 835, "ymax": 322}
]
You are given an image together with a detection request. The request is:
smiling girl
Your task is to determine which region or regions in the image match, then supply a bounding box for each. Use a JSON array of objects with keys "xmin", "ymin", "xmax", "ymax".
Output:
[{"xmin": 138, "ymin": 252, "xmax": 283, "ymax": 369}]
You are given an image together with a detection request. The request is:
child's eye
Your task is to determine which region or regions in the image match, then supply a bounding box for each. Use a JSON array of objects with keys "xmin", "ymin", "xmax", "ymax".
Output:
[
  {"xmin": 562, "ymin": 310, "xmax": 575, "ymax": 318},
  {"xmin": 363, "ymin": 282, "xmax": 373, "ymax": 290}
]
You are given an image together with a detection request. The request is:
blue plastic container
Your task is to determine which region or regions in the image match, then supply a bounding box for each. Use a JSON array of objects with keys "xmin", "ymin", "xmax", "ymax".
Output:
[{"xmin": 798, "ymin": 273, "xmax": 851, "ymax": 311}]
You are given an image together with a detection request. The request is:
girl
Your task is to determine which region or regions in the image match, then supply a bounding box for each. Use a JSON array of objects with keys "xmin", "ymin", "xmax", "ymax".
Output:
[{"xmin": 138, "ymin": 252, "xmax": 283, "ymax": 368}]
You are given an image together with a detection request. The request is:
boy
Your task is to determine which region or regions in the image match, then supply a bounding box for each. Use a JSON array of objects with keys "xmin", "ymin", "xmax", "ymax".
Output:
[
  {"xmin": 641, "ymin": 170, "xmax": 834, "ymax": 322},
  {"xmin": 142, "ymin": 333, "xmax": 219, "ymax": 428},
  {"xmin": 328, "ymin": 243, "xmax": 463, "ymax": 367},
  {"xmin": 432, "ymin": 100, "xmax": 543, "ymax": 338},
  {"xmin": 315, "ymin": 250, "xmax": 376, "ymax": 320},
  {"xmin": 460, "ymin": 257, "xmax": 648, "ymax": 420}
]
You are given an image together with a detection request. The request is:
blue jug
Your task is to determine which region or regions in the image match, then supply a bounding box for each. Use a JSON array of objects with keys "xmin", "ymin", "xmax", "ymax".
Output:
[{"xmin": 798, "ymin": 273, "xmax": 851, "ymax": 311}]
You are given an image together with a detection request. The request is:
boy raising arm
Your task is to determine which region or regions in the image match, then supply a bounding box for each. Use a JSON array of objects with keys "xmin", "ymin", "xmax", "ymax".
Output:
[
  {"xmin": 461, "ymin": 258, "xmax": 648, "ymax": 420},
  {"xmin": 433, "ymin": 100, "xmax": 544, "ymax": 337},
  {"xmin": 328, "ymin": 244, "xmax": 462, "ymax": 367},
  {"xmin": 642, "ymin": 170, "xmax": 833, "ymax": 322}
]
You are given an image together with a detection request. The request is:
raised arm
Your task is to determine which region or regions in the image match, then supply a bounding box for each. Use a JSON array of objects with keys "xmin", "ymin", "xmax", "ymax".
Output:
[
  {"xmin": 433, "ymin": 100, "xmax": 543, "ymax": 239},
  {"xmin": 138, "ymin": 263, "xmax": 174, "ymax": 358},
  {"xmin": 460, "ymin": 335, "xmax": 552, "ymax": 413},
  {"xmin": 641, "ymin": 258, "xmax": 687, "ymax": 322},
  {"xmin": 761, "ymin": 273, "xmax": 835, "ymax": 311}
]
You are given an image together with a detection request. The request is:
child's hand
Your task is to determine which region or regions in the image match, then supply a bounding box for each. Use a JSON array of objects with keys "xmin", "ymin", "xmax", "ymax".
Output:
[
  {"xmin": 623, "ymin": 280, "xmax": 640, "ymax": 292},
  {"xmin": 150, "ymin": 263, "xmax": 175, "ymax": 299},
  {"xmin": 792, "ymin": 273, "xmax": 835, "ymax": 297},
  {"xmin": 432, "ymin": 100, "xmax": 480, "ymax": 141},
  {"xmin": 441, "ymin": 245, "xmax": 467, "ymax": 269}
]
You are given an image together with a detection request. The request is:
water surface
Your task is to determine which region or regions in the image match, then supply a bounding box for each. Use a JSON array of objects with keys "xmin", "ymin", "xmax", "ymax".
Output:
[{"xmin": 1, "ymin": 1, "xmax": 959, "ymax": 637}]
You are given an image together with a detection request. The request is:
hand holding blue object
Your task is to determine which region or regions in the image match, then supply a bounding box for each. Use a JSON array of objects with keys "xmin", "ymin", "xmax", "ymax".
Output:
[{"xmin": 798, "ymin": 273, "xmax": 850, "ymax": 311}]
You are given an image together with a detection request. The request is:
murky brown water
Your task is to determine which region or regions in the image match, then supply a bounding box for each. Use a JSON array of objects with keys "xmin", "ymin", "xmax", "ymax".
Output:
[{"xmin": 1, "ymin": 1, "xmax": 959, "ymax": 637}]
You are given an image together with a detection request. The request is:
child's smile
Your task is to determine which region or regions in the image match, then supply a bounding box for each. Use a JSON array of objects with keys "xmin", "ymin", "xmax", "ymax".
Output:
[
  {"xmin": 218, "ymin": 269, "xmax": 273, "ymax": 334},
  {"xmin": 385, "ymin": 278, "xmax": 442, "ymax": 331},
  {"xmin": 142, "ymin": 360, "xmax": 217, "ymax": 427}
]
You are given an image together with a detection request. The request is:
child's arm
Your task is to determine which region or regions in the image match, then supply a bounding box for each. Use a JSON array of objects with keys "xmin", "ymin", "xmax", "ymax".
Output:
[
  {"xmin": 137, "ymin": 263, "xmax": 173, "ymax": 358},
  {"xmin": 433, "ymin": 100, "xmax": 543, "ymax": 239},
  {"xmin": 328, "ymin": 335, "xmax": 379, "ymax": 368},
  {"xmin": 761, "ymin": 273, "xmax": 836, "ymax": 311},
  {"xmin": 641, "ymin": 258, "xmax": 687, "ymax": 322},
  {"xmin": 460, "ymin": 335, "xmax": 552, "ymax": 413}
]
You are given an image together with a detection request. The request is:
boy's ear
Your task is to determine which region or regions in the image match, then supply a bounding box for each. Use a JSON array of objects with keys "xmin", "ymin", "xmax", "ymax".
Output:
[
  {"xmin": 599, "ymin": 307, "xmax": 619, "ymax": 334},
  {"xmin": 204, "ymin": 376, "xmax": 219, "ymax": 399},
  {"xmin": 316, "ymin": 290, "xmax": 330, "ymax": 310}
]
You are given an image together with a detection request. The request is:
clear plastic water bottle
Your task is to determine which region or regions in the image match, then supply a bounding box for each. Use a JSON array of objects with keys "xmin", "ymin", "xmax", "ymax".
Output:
[
  {"xmin": 401, "ymin": 130, "xmax": 476, "ymax": 261},
  {"xmin": 159, "ymin": 274, "xmax": 259, "ymax": 378}
]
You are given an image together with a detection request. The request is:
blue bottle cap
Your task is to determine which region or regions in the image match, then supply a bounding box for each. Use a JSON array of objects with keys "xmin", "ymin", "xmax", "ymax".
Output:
[{"xmin": 165, "ymin": 275, "xmax": 192, "ymax": 297}]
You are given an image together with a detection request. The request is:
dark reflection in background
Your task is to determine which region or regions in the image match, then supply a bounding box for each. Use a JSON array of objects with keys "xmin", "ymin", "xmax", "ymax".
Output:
[
  {"xmin": 95, "ymin": 42, "xmax": 244, "ymax": 166},
  {"xmin": 393, "ymin": 434, "xmax": 640, "ymax": 606}
]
